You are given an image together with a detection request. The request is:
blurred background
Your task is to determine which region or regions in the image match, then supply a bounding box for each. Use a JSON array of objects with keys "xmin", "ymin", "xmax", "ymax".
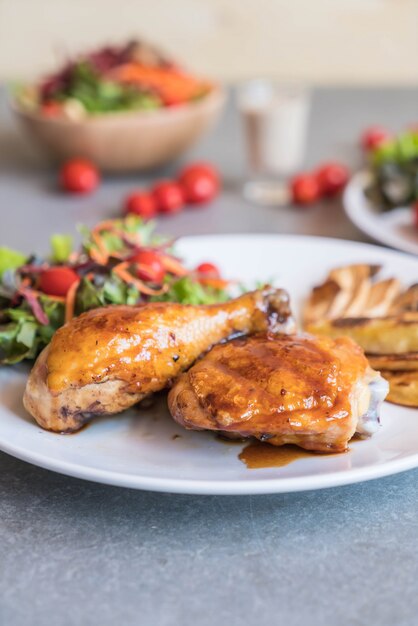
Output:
[{"xmin": 1, "ymin": 0, "xmax": 418, "ymax": 85}]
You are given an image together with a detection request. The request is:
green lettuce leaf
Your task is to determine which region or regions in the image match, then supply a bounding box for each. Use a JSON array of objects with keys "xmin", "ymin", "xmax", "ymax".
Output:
[
  {"xmin": 151, "ymin": 276, "xmax": 229, "ymax": 305},
  {"xmin": 50, "ymin": 234, "xmax": 73, "ymax": 263},
  {"xmin": 0, "ymin": 247, "xmax": 27, "ymax": 278},
  {"xmin": 0, "ymin": 299, "xmax": 65, "ymax": 365}
]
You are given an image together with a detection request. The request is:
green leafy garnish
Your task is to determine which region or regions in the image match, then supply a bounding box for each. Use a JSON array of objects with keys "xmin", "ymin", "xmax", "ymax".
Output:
[
  {"xmin": 0, "ymin": 216, "xmax": 231, "ymax": 365},
  {"xmin": 0, "ymin": 247, "xmax": 27, "ymax": 278},
  {"xmin": 50, "ymin": 234, "xmax": 73, "ymax": 263},
  {"xmin": 151, "ymin": 276, "xmax": 229, "ymax": 306},
  {"xmin": 0, "ymin": 300, "xmax": 65, "ymax": 364}
]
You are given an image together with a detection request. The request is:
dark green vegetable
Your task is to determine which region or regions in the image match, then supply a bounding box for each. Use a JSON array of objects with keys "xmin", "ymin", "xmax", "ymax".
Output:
[
  {"xmin": 367, "ymin": 129, "xmax": 418, "ymax": 210},
  {"xmin": 0, "ymin": 248, "xmax": 27, "ymax": 278},
  {"xmin": 60, "ymin": 62, "xmax": 161, "ymax": 114}
]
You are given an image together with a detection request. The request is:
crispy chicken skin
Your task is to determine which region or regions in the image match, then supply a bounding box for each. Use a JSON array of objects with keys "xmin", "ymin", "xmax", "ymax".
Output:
[
  {"xmin": 168, "ymin": 333, "xmax": 388, "ymax": 453},
  {"xmin": 23, "ymin": 288, "xmax": 294, "ymax": 432}
]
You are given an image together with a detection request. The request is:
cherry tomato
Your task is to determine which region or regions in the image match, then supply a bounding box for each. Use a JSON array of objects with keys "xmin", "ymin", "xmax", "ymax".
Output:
[
  {"xmin": 413, "ymin": 201, "xmax": 418, "ymax": 229},
  {"xmin": 60, "ymin": 158, "xmax": 100, "ymax": 194},
  {"xmin": 41, "ymin": 101, "xmax": 63, "ymax": 117},
  {"xmin": 130, "ymin": 250, "xmax": 165, "ymax": 284},
  {"xmin": 291, "ymin": 173, "xmax": 320, "ymax": 206},
  {"xmin": 152, "ymin": 181, "xmax": 184, "ymax": 214},
  {"xmin": 39, "ymin": 267, "xmax": 79, "ymax": 297},
  {"xmin": 316, "ymin": 162, "xmax": 350, "ymax": 197},
  {"xmin": 196, "ymin": 262, "xmax": 221, "ymax": 278},
  {"xmin": 178, "ymin": 163, "xmax": 220, "ymax": 205},
  {"xmin": 361, "ymin": 126, "xmax": 392, "ymax": 152},
  {"xmin": 123, "ymin": 191, "xmax": 157, "ymax": 219}
]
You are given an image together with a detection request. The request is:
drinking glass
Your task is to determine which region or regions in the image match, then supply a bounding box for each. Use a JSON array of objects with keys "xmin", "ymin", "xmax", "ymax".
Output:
[{"xmin": 237, "ymin": 79, "xmax": 311, "ymax": 206}]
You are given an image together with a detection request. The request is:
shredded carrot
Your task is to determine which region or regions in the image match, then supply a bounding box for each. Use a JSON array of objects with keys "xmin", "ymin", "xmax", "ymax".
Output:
[
  {"xmin": 113, "ymin": 262, "xmax": 168, "ymax": 296},
  {"xmin": 160, "ymin": 254, "xmax": 188, "ymax": 277},
  {"xmin": 92, "ymin": 220, "xmax": 118, "ymax": 232},
  {"xmin": 89, "ymin": 246, "xmax": 107, "ymax": 265},
  {"xmin": 65, "ymin": 279, "xmax": 80, "ymax": 323},
  {"xmin": 198, "ymin": 277, "xmax": 231, "ymax": 290},
  {"xmin": 91, "ymin": 220, "xmax": 143, "ymax": 255},
  {"xmin": 90, "ymin": 231, "xmax": 109, "ymax": 265},
  {"xmin": 113, "ymin": 63, "xmax": 212, "ymax": 104}
]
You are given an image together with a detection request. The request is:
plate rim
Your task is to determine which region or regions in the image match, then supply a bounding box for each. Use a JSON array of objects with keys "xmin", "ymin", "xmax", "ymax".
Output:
[
  {"xmin": 1, "ymin": 232, "xmax": 418, "ymax": 495},
  {"xmin": 3, "ymin": 433, "xmax": 418, "ymax": 495}
]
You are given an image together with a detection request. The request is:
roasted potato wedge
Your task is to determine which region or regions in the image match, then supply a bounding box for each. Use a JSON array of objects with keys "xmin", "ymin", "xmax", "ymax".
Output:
[
  {"xmin": 382, "ymin": 370, "xmax": 418, "ymax": 408},
  {"xmin": 367, "ymin": 352, "xmax": 418, "ymax": 372},
  {"xmin": 305, "ymin": 313, "xmax": 418, "ymax": 354},
  {"xmin": 365, "ymin": 278, "xmax": 402, "ymax": 317},
  {"xmin": 391, "ymin": 284, "xmax": 418, "ymax": 313},
  {"xmin": 304, "ymin": 264, "xmax": 402, "ymax": 326}
]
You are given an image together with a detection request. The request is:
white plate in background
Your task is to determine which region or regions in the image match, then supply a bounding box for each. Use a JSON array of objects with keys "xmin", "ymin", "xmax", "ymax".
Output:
[
  {"xmin": 0, "ymin": 234, "xmax": 417, "ymax": 495},
  {"xmin": 343, "ymin": 170, "xmax": 418, "ymax": 256}
]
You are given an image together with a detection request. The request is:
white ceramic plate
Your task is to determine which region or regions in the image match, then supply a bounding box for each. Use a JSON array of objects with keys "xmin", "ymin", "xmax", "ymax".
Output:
[
  {"xmin": 344, "ymin": 170, "xmax": 418, "ymax": 256},
  {"xmin": 1, "ymin": 234, "xmax": 418, "ymax": 495}
]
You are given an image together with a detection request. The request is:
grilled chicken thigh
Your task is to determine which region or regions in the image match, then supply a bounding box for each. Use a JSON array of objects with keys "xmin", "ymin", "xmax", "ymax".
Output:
[
  {"xmin": 168, "ymin": 333, "xmax": 388, "ymax": 452},
  {"xmin": 23, "ymin": 288, "xmax": 293, "ymax": 432}
]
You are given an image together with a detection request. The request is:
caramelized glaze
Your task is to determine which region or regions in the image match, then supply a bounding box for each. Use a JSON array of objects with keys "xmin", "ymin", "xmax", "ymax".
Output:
[
  {"xmin": 24, "ymin": 288, "xmax": 294, "ymax": 433},
  {"xmin": 46, "ymin": 289, "xmax": 292, "ymax": 393},
  {"xmin": 239, "ymin": 442, "xmax": 315, "ymax": 468}
]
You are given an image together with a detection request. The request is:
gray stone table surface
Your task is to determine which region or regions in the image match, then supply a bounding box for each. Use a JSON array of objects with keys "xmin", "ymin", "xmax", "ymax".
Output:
[{"xmin": 1, "ymin": 86, "xmax": 418, "ymax": 626}]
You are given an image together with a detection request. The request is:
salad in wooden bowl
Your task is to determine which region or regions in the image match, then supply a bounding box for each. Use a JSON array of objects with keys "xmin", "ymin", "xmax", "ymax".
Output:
[{"xmin": 13, "ymin": 40, "xmax": 225, "ymax": 171}]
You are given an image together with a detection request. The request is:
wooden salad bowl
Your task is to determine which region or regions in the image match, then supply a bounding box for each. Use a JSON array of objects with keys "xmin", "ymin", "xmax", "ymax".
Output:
[{"xmin": 13, "ymin": 86, "xmax": 225, "ymax": 172}]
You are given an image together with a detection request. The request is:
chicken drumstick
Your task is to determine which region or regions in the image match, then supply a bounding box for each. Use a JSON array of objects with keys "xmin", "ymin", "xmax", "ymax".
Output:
[{"xmin": 23, "ymin": 287, "xmax": 293, "ymax": 432}]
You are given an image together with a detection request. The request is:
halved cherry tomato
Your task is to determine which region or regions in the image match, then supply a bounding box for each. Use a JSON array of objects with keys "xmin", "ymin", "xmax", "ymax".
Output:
[
  {"xmin": 291, "ymin": 173, "xmax": 320, "ymax": 205},
  {"xmin": 39, "ymin": 267, "xmax": 79, "ymax": 297},
  {"xmin": 123, "ymin": 192, "xmax": 157, "ymax": 219},
  {"xmin": 152, "ymin": 181, "xmax": 184, "ymax": 214},
  {"xmin": 361, "ymin": 126, "xmax": 392, "ymax": 152},
  {"xmin": 130, "ymin": 250, "xmax": 165, "ymax": 283},
  {"xmin": 196, "ymin": 262, "xmax": 221, "ymax": 278},
  {"xmin": 316, "ymin": 162, "xmax": 350, "ymax": 197},
  {"xmin": 60, "ymin": 158, "xmax": 100, "ymax": 194},
  {"xmin": 178, "ymin": 163, "xmax": 220, "ymax": 205},
  {"xmin": 41, "ymin": 101, "xmax": 63, "ymax": 117}
]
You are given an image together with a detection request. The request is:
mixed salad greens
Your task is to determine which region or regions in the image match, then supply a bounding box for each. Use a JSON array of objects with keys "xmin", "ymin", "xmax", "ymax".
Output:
[
  {"xmin": 366, "ymin": 128, "xmax": 418, "ymax": 210},
  {"xmin": 0, "ymin": 216, "xmax": 230, "ymax": 365},
  {"xmin": 16, "ymin": 40, "xmax": 213, "ymax": 118}
]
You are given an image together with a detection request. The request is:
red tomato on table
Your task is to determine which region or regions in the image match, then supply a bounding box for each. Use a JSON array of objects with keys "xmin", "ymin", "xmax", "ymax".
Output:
[
  {"xmin": 60, "ymin": 159, "xmax": 100, "ymax": 194},
  {"xmin": 291, "ymin": 173, "xmax": 320, "ymax": 205},
  {"xmin": 316, "ymin": 162, "xmax": 350, "ymax": 197},
  {"xmin": 179, "ymin": 163, "xmax": 220, "ymax": 205},
  {"xmin": 123, "ymin": 192, "xmax": 157, "ymax": 219},
  {"xmin": 153, "ymin": 181, "xmax": 184, "ymax": 214}
]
